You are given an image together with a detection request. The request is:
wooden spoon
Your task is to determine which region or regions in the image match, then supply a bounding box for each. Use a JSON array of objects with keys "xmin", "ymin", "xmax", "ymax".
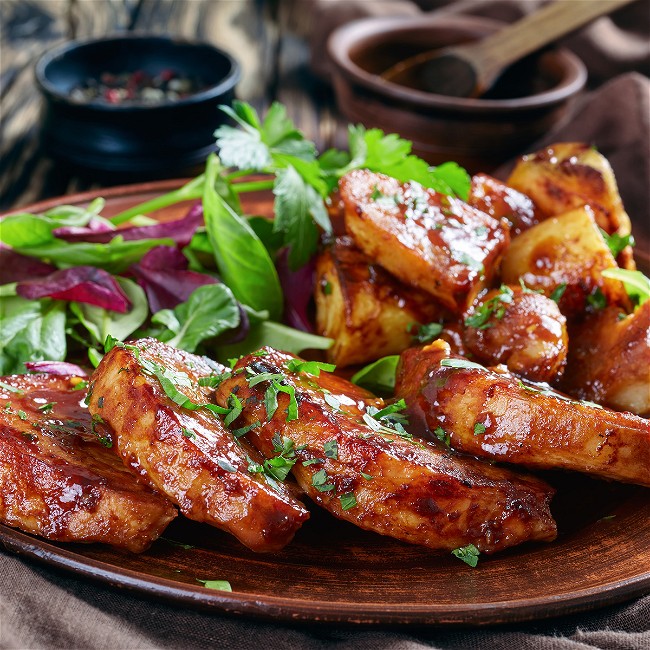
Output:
[{"xmin": 382, "ymin": 0, "xmax": 635, "ymax": 97}]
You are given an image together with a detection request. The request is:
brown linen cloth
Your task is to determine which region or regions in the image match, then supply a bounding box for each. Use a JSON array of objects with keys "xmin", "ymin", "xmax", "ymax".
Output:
[{"xmin": 1, "ymin": 549, "xmax": 649, "ymax": 649}]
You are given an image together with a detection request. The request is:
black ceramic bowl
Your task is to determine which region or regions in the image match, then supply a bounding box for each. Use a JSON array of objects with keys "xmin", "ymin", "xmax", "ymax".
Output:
[{"xmin": 35, "ymin": 35, "xmax": 240, "ymax": 178}]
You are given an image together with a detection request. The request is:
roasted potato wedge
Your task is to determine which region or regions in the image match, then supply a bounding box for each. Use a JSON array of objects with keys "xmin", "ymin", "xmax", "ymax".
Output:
[
  {"xmin": 463, "ymin": 285, "xmax": 568, "ymax": 383},
  {"xmin": 501, "ymin": 206, "xmax": 629, "ymax": 316},
  {"xmin": 396, "ymin": 340, "xmax": 650, "ymax": 487},
  {"xmin": 340, "ymin": 170, "xmax": 510, "ymax": 313},
  {"xmin": 468, "ymin": 173, "xmax": 542, "ymax": 237},
  {"xmin": 315, "ymin": 236, "xmax": 445, "ymax": 367},
  {"xmin": 558, "ymin": 302, "xmax": 650, "ymax": 416},
  {"xmin": 215, "ymin": 347, "xmax": 557, "ymax": 554},
  {"xmin": 507, "ymin": 142, "xmax": 634, "ymax": 269}
]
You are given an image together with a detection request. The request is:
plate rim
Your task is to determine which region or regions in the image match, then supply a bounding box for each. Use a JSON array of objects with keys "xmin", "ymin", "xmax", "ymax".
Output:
[{"xmin": 1, "ymin": 181, "xmax": 649, "ymax": 627}]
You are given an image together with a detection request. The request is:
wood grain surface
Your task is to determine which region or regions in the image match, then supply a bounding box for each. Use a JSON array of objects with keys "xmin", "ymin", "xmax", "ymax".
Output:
[{"xmin": 0, "ymin": 0, "xmax": 344, "ymax": 211}]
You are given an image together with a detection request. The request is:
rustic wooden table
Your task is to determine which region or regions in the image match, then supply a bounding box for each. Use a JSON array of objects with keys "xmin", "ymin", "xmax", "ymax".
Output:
[{"xmin": 0, "ymin": 0, "xmax": 344, "ymax": 211}]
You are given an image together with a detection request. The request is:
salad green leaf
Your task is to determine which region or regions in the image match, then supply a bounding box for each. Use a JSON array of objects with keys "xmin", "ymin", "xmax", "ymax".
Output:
[
  {"xmin": 152, "ymin": 284, "xmax": 240, "ymax": 353},
  {"xmin": 202, "ymin": 155, "xmax": 283, "ymax": 320},
  {"xmin": 351, "ymin": 355, "xmax": 399, "ymax": 395}
]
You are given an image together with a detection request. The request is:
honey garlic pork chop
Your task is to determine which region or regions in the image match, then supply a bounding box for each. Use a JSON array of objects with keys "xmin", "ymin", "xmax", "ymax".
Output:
[
  {"xmin": 215, "ymin": 347, "xmax": 557, "ymax": 554},
  {"xmin": 88, "ymin": 339, "xmax": 309, "ymax": 552},
  {"xmin": 396, "ymin": 340, "xmax": 650, "ymax": 488},
  {"xmin": 0, "ymin": 373, "xmax": 176, "ymax": 552}
]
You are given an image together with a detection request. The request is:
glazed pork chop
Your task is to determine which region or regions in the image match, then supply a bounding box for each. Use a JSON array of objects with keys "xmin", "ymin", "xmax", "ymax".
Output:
[
  {"xmin": 88, "ymin": 339, "xmax": 309, "ymax": 552},
  {"xmin": 215, "ymin": 347, "xmax": 557, "ymax": 554},
  {"xmin": 0, "ymin": 373, "xmax": 176, "ymax": 552},
  {"xmin": 396, "ymin": 340, "xmax": 650, "ymax": 487}
]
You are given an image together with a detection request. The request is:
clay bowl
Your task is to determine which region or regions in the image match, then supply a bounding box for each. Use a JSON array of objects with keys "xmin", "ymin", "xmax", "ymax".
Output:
[
  {"xmin": 328, "ymin": 15, "xmax": 587, "ymax": 173},
  {"xmin": 35, "ymin": 35, "xmax": 240, "ymax": 180}
]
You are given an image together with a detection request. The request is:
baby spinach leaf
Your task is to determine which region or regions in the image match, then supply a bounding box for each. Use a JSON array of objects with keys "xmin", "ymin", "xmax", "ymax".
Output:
[
  {"xmin": 152, "ymin": 284, "xmax": 240, "ymax": 353},
  {"xmin": 351, "ymin": 355, "xmax": 399, "ymax": 396},
  {"xmin": 0, "ymin": 297, "xmax": 66, "ymax": 374}
]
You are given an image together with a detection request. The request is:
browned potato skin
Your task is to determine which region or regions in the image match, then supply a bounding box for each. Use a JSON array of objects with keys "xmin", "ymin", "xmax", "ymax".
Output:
[
  {"xmin": 501, "ymin": 207, "xmax": 629, "ymax": 317},
  {"xmin": 463, "ymin": 286, "xmax": 568, "ymax": 383},
  {"xmin": 558, "ymin": 302, "xmax": 650, "ymax": 416},
  {"xmin": 507, "ymin": 143, "xmax": 635, "ymax": 269},
  {"xmin": 215, "ymin": 347, "xmax": 557, "ymax": 554},
  {"xmin": 315, "ymin": 236, "xmax": 446, "ymax": 367},
  {"xmin": 468, "ymin": 174, "xmax": 542, "ymax": 238},
  {"xmin": 396, "ymin": 341, "xmax": 650, "ymax": 487},
  {"xmin": 340, "ymin": 170, "xmax": 510, "ymax": 313},
  {"xmin": 88, "ymin": 339, "xmax": 309, "ymax": 552},
  {"xmin": 0, "ymin": 374, "xmax": 176, "ymax": 552}
]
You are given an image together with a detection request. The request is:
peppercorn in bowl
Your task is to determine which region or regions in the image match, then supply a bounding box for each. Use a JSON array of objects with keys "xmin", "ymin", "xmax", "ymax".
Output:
[{"xmin": 35, "ymin": 35, "xmax": 240, "ymax": 179}]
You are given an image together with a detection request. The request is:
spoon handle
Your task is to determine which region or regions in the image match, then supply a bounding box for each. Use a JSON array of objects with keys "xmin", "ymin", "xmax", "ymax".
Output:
[{"xmin": 470, "ymin": 0, "xmax": 635, "ymax": 91}]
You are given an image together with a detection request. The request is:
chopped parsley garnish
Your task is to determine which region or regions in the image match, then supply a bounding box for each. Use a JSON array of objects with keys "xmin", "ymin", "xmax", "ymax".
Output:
[
  {"xmin": 17, "ymin": 410, "xmax": 27, "ymax": 421},
  {"xmin": 196, "ymin": 579, "xmax": 232, "ymax": 592},
  {"xmin": 410, "ymin": 321, "xmax": 443, "ymax": 344},
  {"xmin": 452, "ymin": 251, "xmax": 484, "ymax": 274},
  {"xmin": 285, "ymin": 359, "xmax": 336, "ymax": 377},
  {"xmin": 231, "ymin": 421, "xmax": 260, "ymax": 438},
  {"xmin": 322, "ymin": 280, "xmax": 333, "ymax": 295},
  {"xmin": 4, "ymin": 402, "xmax": 12, "ymax": 413},
  {"xmin": 587, "ymin": 286, "xmax": 607, "ymax": 310},
  {"xmin": 339, "ymin": 492, "xmax": 357, "ymax": 510},
  {"xmin": 440, "ymin": 358, "xmax": 484, "ymax": 371},
  {"xmin": 311, "ymin": 469, "xmax": 335, "ymax": 492},
  {"xmin": 97, "ymin": 396, "xmax": 104, "ymax": 408},
  {"xmin": 247, "ymin": 372, "xmax": 284, "ymax": 387},
  {"xmin": 434, "ymin": 426, "xmax": 450, "ymax": 447},
  {"xmin": 199, "ymin": 373, "xmax": 231, "ymax": 388},
  {"xmin": 0, "ymin": 381, "xmax": 24, "ymax": 395},
  {"xmin": 370, "ymin": 184, "xmax": 383, "ymax": 201},
  {"xmin": 473, "ymin": 422, "xmax": 486, "ymax": 436},
  {"xmin": 217, "ymin": 459, "xmax": 238, "ymax": 473},
  {"xmin": 360, "ymin": 472, "xmax": 374, "ymax": 480},
  {"xmin": 181, "ymin": 427, "xmax": 196, "ymax": 439},
  {"xmin": 261, "ymin": 434, "xmax": 298, "ymax": 482},
  {"xmin": 549, "ymin": 283, "xmax": 567, "ymax": 303},
  {"xmin": 600, "ymin": 228, "xmax": 635, "ymax": 258},
  {"xmin": 223, "ymin": 393, "xmax": 243, "ymax": 427},
  {"xmin": 302, "ymin": 457, "xmax": 324, "ymax": 466},
  {"xmin": 90, "ymin": 413, "xmax": 112, "ymax": 448},
  {"xmin": 323, "ymin": 439, "xmax": 338, "ymax": 460},
  {"xmin": 37, "ymin": 402, "xmax": 55, "ymax": 414},
  {"xmin": 464, "ymin": 285, "xmax": 514, "ymax": 329},
  {"xmin": 72, "ymin": 380, "xmax": 89, "ymax": 391},
  {"xmin": 451, "ymin": 544, "xmax": 480, "ymax": 567}
]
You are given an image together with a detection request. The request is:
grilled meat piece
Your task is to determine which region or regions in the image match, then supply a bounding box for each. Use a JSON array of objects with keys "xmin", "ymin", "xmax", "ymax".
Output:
[
  {"xmin": 397, "ymin": 340, "xmax": 650, "ymax": 487},
  {"xmin": 315, "ymin": 236, "xmax": 446, "ymax": 367},
  {"xmin": 468, "ymin": 174, "xmax": 542, "ymax": 238},
  {"xmin": 558, "ymin": 302, "xmax": 650, "ymax": 417},
  {"xmin": 340, "ymin": 169, "xmax": 510, "ymax": 313},
  {"xmin": 463, "ymin": 285, "xmax": 568, "ymax": 383},
  {"xmin": 215, "ymin": 347, "xmax": 557, "ymax": 554},
  {"xmin": 88, "ymin": 339, "xmax": 309, "ymax": 552},
  {"xmin": 0, "ymin": 373, "xmax": 176, "ymax": 552}
]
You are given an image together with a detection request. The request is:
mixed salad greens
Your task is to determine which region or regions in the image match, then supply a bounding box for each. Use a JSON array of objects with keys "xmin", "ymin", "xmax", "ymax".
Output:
[
  {"xmin": 0, "ymin": 101, "xmax": 472, "ymax": 374},
  {"xmin": 1, "ymin": 100, "xmax": 647, "ymax": 377}
]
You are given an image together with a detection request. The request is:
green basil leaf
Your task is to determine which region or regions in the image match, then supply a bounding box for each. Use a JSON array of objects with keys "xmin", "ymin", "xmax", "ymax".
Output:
[{"xmin": 203, "ymin": 155, "xmax": 282, "ymax": 320}]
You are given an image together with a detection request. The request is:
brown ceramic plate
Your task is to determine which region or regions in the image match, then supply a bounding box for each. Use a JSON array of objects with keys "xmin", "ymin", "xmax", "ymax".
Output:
[{"xmin": 1, "ymin": 182, "xmax": 649, "ymax": 626}]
